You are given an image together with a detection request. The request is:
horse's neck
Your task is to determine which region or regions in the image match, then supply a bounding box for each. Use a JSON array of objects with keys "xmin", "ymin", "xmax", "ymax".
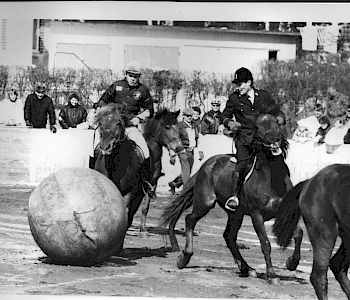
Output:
[{"xmin": 145, "ymin": 135, "xmax": 163, "ymax": 159}]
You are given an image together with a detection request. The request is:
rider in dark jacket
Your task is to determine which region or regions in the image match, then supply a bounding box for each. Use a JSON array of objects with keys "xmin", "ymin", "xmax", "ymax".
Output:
[
  {"xmin": 59, "ymin": 92, "xmax": 87, "ymax": 129},
  {"xmin": 219, "ymin": 67, "xmax": 286, "ymax": 211}
]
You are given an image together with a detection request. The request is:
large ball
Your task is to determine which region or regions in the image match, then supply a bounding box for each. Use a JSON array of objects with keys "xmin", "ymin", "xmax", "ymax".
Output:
[{"xmin": 28, "ymin": 167, "xmax": 128, "ymax": 266}]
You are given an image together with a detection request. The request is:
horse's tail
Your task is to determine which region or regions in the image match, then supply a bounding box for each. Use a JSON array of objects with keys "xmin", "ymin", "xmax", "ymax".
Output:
[
  {"xmin": 159, "ymin": 172, "xmax": 197, "ymax": 228},
  {"xmin": 272, "ymin": 180, "xmax": 308, "ymax": 250}
]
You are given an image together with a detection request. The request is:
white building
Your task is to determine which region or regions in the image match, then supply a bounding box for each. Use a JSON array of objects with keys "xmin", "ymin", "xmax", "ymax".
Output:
[{"xmin": 0, "ymin": 20, "xmax": 300, "ymax": 77}]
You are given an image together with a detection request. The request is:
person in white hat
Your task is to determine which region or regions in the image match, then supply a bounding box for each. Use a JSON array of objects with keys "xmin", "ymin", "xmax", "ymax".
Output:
[
  {"xmin": 201, "ymin": 98, "xmax": 223, "ymax": 135},
  {"xmin": 93, "ymin": 61, "xmax": 153, "ymax": 161}
]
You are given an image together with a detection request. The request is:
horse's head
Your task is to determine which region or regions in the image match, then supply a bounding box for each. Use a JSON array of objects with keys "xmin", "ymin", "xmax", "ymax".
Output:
[
  {"xmin": 255, "ymin": 114, "xmax": 288, "ymax": 157},
  {"xmin": 144, "ymin": 108, "xmax": 184, "ymax": 153},
  {"xmin": 93, "ymin": 103, "xmax": 126, "ymax": 155}
]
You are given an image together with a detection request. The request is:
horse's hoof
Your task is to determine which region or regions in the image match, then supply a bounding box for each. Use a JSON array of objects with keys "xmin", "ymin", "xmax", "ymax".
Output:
[
  {"xmin": 177, "ymin": 252, "xmax": 192, "ymax": 269},
  {"xmin": 268, "ymin": 277, "xmax": 281, "ymax": 285},
  {"xmin": 139, "ymin": 231, "xmax": 149, "ymax": 238},
  {"xmin": 248, "ymin": 269, "xmax": 258, "ymax": 277},
  {"xmin": 286, "ymin": 256, "xmax": 299, "ymax": 271}
]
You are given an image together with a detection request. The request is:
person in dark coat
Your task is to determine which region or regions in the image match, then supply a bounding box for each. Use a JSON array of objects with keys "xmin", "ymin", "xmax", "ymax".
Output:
[
  {"xmin": 24, "ymin": 84, "xmax": 57, "ymax": 133},
  {"xmin": 219, "ymin": 67, "xmax": 286, "ymax": 211},
  {"xmin": 191, "ymin": 106, "xmax": 202, "ymax": 132},
  {"xmin": 59, "ymin": 92, "xmax": 88, "ymax": 129},
  {"xmin": 201, "ymin": 98, "xmax": 223, "ymax": 135},
  {"xmin": 168, "ymin": 107, "xmax": 204, "ymax": 195}
]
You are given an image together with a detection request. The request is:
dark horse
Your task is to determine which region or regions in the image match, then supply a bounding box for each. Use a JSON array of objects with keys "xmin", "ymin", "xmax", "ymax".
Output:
[
  {"xmin": 273, "ymin": 164, "xmax": 350, "ymax": 300},
  {"xmin": 139, "ymin": 108, "xmax": 183, "ymax": 236},
  {"xmin": 91, "ymin": 104, "xmax": 183, "ymax": 230},
  {"xmin": 160, "ymin": 113, "xmax": 304, "ymax": 283}
]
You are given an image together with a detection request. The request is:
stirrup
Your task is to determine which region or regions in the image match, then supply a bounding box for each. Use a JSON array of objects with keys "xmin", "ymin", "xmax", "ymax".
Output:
[
  {"xmin": 225, "ymin": 195, "xmax": 239, "ymax": 211},
  {"xmin": 230, "ymin": 157, "xmax": 237, "ymax": 163}
]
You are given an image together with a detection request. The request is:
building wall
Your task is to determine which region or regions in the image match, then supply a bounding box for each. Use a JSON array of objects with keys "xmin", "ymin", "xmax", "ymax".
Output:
[
  {"xmin": 0, "ymin": 19, "xmax": 33, "ymax": 67},
  {"xmin": 46, "ymin": 21, "xmax": 298, "ymax": 76}
]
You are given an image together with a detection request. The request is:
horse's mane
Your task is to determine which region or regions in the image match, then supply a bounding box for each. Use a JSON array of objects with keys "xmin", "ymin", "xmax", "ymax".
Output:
[
  {"xmin": 143, "ymin": 108, "xmax": 180, "ymax": 138},
  {"xmin": 94, "ymin": 103, "xmax": 126, "ymax": 126}
]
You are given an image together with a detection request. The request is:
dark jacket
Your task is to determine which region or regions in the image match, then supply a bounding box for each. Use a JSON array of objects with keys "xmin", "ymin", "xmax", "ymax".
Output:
[
  {"xmin": 94, "ymin": 79, "xmax": 154, "ymax": 126},
  {"xmin": 59, "ymin": 103, "xmax": 88, "ymax": 129},
  {"xmin": 219, "ymin": 88, "xmax": 285, "ymax": 146},
  {"xmin": 178, "ymin": 120, "xmax": 199, "ymax": 150},
  {"xmin": 201, "ymin": 110, "xmax": 223, "ymax": 134},
  {"xmin": 24, "ymin": 94, "xmax": 56, "ymax": 128},
  {"xmin": 315, "ymin": 126, "xmax": 331, "ymax": 144}
]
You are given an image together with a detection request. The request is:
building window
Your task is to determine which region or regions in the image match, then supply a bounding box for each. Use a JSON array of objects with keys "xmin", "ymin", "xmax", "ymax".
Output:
[
  {"xmin": 269, "ymin": 50, "xmax": 278, "ymax": 61},
  {"xmin": 1, "ymin": 19, "xmax": 7, "ymax": 50},
  {"xmin": 33, "ymin": 19, "xmax": 44, "ymax": 53}
]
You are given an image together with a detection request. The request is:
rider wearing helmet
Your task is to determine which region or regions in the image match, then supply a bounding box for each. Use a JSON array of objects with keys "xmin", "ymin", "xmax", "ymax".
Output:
[
  {"xmin": 93, "ymin": 61, "xmax": 154, "ymax": 182},
  {"xmin": 219, "ymin": 67, "xmax": 286, "ymax": 211},
  {"xmin": 200, "ymin": 98, "xmax": 223, "ymax": 135},
  {"xmin": 94, "ymin": 61, "xmax": 154, "ymax": 159}
]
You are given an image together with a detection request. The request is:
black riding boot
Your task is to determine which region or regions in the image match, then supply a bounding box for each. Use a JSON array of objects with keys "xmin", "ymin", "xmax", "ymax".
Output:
[
  {"xmin": 140, "ymin": 157, "xmax": 156, "ymax": 197},
  {"xmin": 225, "ymin": 168, "xmax": 245, "ymax": 212}
]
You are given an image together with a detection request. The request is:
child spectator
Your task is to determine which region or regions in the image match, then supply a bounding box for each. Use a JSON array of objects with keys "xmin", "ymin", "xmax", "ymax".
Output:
[
  {"xmin": 302, "ymin": 103, "xmax": 324, "ymax": 136},
  {"xmin": 314, "ymin": 116, "xmax": 331, "ymax": 144},
  {"xmin": 292, "ymin": 118, "xmax": 314, "ymax": 143}
]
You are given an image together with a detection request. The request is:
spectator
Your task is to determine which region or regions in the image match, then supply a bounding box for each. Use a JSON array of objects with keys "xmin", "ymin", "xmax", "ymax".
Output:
[
  {"xmin": 168, "ymin": 107, "xmax": 204, "ymax": 195},
  {"xmin": 24, "ymin": 84, "xmax": 57, "ymax": 133},
  {"xmin": 325, "ymin": 87, "xmax": 350, "ymax": 126},
  {"xmin": 314, "ymin": 116, "xmax": 331, "ymax": 144},
  {"xmin": 292, "ymin": 119, "xmax": 314, "ymax": 144},
  {"xmin": 325, "ymin": 117, "xmax": 348, "ymax": 147},
  {"xmin": 345, "ymin": 105, "xmax": 350, "ymax": 128},
  {"xmin": 191, "ymin": 106, "xmax": 202, "ymax": 132},
  {"xmin": 0, "ymin": 87, "xmax": 25, "ymax": 126},
  {"xmin": 201, "ymin": 99, "xmax": 223, "ymax": 135},
  {"xmin": 58, "ymin": 92, "xmax": 88, "ymax": 129},
  {"xmin": 302, "ymin": 103, "xmax": 325, "ymax": 136}
]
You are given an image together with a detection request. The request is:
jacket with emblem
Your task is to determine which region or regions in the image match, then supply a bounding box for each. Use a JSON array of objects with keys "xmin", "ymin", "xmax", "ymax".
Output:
[
  {"xmin": 24, "ymin": 93, "xmax": 56, "ymax": 128},
  {"xmin": 59, "ymin": 103, "xmax": 88, "ymax": 129},
  {"xmin": 95, "ymin": 79, "xmax": 153, "ymax": 126},
  {"xmin": 219, "ymin": 88, "xmax": 285, "ymax": 145},
  {"xmin": 178, "ymin": 120, "xmax": 199, "ymax": 150},
  {"xmin": 201, "ymin": 110, "xmax": 223, "ymax": 134}
]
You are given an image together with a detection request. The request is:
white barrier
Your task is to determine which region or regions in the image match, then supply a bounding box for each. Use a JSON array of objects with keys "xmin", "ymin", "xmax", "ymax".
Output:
[{"xmin": 1, "ymin": 127, "xmax": 350, "ymax": 189}]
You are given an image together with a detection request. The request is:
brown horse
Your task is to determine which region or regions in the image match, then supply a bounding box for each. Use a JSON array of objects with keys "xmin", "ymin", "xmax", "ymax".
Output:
[
  {"xmin": 160, "ymin": 113, "xmax": 304, "ymax": 284},
  {"xmin": 273, "ymin": 164, "xmax": 350, "ymax": 300}
]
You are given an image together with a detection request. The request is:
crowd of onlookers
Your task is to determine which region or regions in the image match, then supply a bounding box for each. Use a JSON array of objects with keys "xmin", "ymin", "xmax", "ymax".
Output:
[{"xmin": 292, "ymin": 103, "xmax": 350, "ymax": 150}]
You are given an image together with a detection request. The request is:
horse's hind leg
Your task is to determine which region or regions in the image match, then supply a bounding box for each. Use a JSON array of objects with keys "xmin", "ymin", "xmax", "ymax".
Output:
[
  {"xmin": 286, "ymin": 224, "xmax": 304, "ymax": 271},
  {"xmin": 177, "ymin": 193, "xmax": 215, "ymax": 269},
  {"xmin": 329, "ymin": 231, "xmax": 350, "ymax": 299},
  {"xmin": 307, "ymin": 224, "xmax": 337, "ymax": 300},
  {"xmin": 169, "ymin": 218, "xmax": 180, "ymax": 252},
  {"xmin": 223, "ymin": 210, "xmax": 257, "ymax": 278}
]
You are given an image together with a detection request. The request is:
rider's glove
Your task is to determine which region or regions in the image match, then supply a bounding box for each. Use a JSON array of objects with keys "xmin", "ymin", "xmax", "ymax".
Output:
[
  {"xmin": 131, "ymin": 117, "xmax": 140, "ymax": 126},
  {"xmin": 227, "ymin": 121, "xmax": 241, "ymax": 131},
  {"xmin": 276, "ymin": 116, "xmax": 284, "ymax": 125}
]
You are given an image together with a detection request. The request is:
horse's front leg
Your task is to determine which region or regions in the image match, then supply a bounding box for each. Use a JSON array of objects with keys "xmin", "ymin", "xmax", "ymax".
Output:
[
  {"xmin": 223, "ymin": 209, "xmax": 257, "ymax": 277},
  {"xmin": 139, "ymin": 193, "xmax": 151, "ymax": 238},
  {"xmin": 250, "ymin": 211, "xmax": 280, "ymax": 284}
]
